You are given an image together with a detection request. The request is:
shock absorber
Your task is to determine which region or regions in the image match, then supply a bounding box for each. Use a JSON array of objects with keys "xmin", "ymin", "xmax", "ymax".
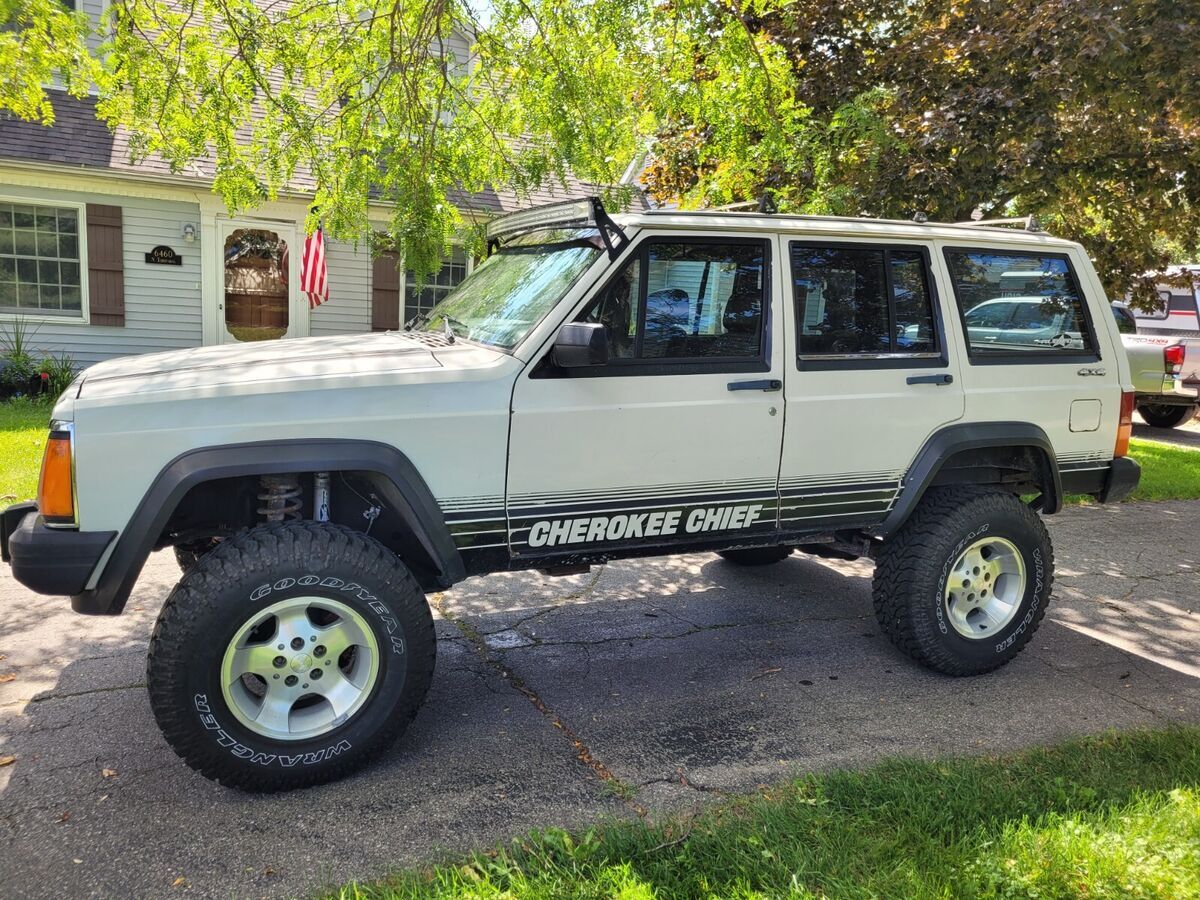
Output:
[{"xmin": 257, "ymin": 475, "xmax": 302, "ymax": 522}]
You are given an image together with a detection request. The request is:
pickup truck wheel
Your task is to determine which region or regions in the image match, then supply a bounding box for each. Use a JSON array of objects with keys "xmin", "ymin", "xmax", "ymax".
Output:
[
  {"xmin": 1137, "ymin": 403, "xmax": 1196, "ymax": 429},
  {"xmin": 717, "ymin": 546, "xmax": 793, "ymax": 566},
  {"xmin": 147, "ymin": 521, "xmax": 435, "ymax": 792},
  {"xmin": 872, "ymin": 487, "xmax": 1053, "ymax": 676}
]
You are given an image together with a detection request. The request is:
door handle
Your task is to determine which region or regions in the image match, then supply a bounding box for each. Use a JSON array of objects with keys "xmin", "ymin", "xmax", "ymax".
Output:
[
  {"xmin": 906, "ymin": 373, "xmax": 954, "ymax": 386},
  {"xmin": 728, "ymin": 379, "xmax": 782, "ymax": 392}
]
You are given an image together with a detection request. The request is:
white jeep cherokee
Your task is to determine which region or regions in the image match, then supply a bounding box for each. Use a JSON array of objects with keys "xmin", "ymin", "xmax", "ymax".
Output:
[{"xmin": 2, "ymin": 200, "xmax": 1140, "ymax": 791}]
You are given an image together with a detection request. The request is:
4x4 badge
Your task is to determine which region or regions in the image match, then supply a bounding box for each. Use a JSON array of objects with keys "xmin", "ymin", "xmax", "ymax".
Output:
[{"xmin": 1077, "ymin": 367, "xmax": 1106, "ymax": 376}]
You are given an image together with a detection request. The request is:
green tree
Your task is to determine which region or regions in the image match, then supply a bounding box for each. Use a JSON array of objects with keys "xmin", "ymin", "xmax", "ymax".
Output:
[
  {"xmin": 647, "ymin": 0, "xmax": 1200, "ymax": 306},
  {"xmin": 3, "ymin": 0, "xmax": 1198, "ymax": 301},
  {"xmin": 1, "ymin": 0, "xmax": 651, "ymax": 278}
]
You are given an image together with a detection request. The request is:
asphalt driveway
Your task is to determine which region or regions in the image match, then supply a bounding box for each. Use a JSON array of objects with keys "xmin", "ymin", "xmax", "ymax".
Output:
[{"xmin": 1, "ymin": 500, "xmax": 1198, "ymax": 898}]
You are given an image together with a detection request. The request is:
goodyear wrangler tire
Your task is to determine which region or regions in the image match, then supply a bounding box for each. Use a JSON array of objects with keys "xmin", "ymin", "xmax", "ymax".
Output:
[
  {"xmin": 872, "ymin": 487, "xmax": 1053, "ymax": 676},
  {"xmin": 717, "ymin": 546, "xmax": 793, "ymax": 566},
  {"xmin": 147, "ymin": 522, "xmax": 435, "ymax": 791}
]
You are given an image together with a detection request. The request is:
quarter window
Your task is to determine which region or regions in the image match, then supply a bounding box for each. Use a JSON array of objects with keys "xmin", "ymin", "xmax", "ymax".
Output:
[
  {"xmin": 0, "ymin": 202, "xmax": 83, "ymax": 317},
  {"xmin": 581, "ymin": 240, "xmax": 767, "ymax": 362},
  {"xmin": 945, "ymin": 250, "xmax": 1096, "ymax": 356},
  {"xmin": 791, "ymin": 245, "xmax": 937, "ymax": 356}
]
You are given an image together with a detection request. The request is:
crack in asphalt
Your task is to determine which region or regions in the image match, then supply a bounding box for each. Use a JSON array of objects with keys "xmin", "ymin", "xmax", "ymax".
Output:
[
  {"xmin": 430, "ymin": 588, "xmax": 648, "ymax": 817},
  {"xmin": 472, "ymin": 565, "xmax": 608, "ymax": 637}
]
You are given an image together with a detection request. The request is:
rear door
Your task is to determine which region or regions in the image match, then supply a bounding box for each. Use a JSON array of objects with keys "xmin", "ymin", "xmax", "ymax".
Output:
[
  {"xmin": 779, "ymin": 239, "xmax": 965, "ymax": 532},
  {"xmin": 939, "ymin": 244, "xmax": 1118, "ymax": 472}
]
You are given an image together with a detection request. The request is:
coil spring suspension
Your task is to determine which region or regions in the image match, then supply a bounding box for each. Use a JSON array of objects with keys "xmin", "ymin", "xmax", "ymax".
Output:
[{"xmin": 257, "ymin": 475, "xmax": 302, "ymax": 522}]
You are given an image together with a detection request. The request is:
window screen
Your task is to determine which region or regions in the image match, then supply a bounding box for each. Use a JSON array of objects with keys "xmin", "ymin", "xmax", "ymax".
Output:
[
  {"xmin": 792, "ymin": 245, "xmax": 937, "ymax": 356},
  {"xmin": 945, "ymin": 250, "xmax": 1095, "ymax": 356}
]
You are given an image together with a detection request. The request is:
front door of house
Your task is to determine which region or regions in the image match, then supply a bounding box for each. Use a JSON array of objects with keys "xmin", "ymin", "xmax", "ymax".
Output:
[{"xmin": 217, "ymin": 219, "xmax": 303, "ymax": 343}]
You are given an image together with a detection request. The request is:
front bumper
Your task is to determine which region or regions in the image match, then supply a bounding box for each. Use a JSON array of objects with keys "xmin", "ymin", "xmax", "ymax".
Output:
[{"xmin": 2, "ymin": 503, "xmax": 116, "ymax": 597}]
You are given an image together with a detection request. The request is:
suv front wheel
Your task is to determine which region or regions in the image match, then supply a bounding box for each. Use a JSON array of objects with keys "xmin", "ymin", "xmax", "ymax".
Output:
[
  {"xmin": 147, "ymin": 522, "xmax": 436, "ymax": 791},
  {"xmin": 872, "ymin": 487, "xmax": 1053, "ymax": 676}
]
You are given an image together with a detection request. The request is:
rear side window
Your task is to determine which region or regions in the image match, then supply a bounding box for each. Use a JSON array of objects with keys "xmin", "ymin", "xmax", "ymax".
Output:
[
  {"xmin": 581, "ymin": 239, "xmax": 767, "ymax": 363},
  {"xmin": 791, "ymin": 244, "xmax": 938, "ymax": 357},
  {"xmin": 945, "ymin": 249, "xmax": 1097, "ymax": 358}
]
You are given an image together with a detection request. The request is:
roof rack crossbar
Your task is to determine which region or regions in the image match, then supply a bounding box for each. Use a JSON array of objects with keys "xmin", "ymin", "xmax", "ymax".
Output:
[{"xmin": 954, "ymin": 215, "xmax": 1044, "ymax": 232}]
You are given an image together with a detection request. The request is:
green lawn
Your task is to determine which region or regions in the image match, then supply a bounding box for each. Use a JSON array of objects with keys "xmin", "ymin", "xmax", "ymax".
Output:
[
  {"xmin": 0, "ymin": 399, "xmax": 51, "ymax": 503},
  {"xmin": 1122, "ymin": 437, "xmax": 1200, "ymax": 502},
  {"xmin": 332, "ymin": 727, "xmax": 1200, "ymax": 899}
]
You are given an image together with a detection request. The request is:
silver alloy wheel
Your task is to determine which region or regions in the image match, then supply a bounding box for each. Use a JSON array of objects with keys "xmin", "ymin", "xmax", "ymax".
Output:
[
  {"xmin": 942, "ymin": 536, "xmax": 1026, "ymax": 639},
  {"xmin": 220, "ymin": 596, "xmax": 380, "ymax": 741}
]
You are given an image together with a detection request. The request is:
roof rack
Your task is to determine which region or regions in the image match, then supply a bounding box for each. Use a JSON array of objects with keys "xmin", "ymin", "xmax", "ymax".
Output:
[{"xmin": 955, "ymin": 215, "xmax": 1045, "ymax": 233}]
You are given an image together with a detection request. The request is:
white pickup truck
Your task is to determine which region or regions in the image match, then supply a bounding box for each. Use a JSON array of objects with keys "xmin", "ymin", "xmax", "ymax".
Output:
[{"xmin": 1112, "ymin": 303, "xmax": 1199, "ymax": 429}]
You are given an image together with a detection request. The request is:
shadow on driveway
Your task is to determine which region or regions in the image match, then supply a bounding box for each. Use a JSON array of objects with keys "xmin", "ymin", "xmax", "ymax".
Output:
[{"xmin": 1, "ymin": 501, "xmax": 1198, "ymax": 898}]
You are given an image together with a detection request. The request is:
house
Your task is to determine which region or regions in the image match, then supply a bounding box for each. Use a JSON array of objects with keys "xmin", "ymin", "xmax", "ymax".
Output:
[{"xmin": 0, "ymin": 85, "xmax": 598, "ymax": 367}]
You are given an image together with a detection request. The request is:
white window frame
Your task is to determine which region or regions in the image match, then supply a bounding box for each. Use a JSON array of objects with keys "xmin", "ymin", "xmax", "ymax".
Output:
[
  {"xmin": 397, "ymin": 244, "xmax": 475, "ymax": 326},
  {"xmin": 0, "ymin": 195, "xmax": 90, "ymax": 325}
]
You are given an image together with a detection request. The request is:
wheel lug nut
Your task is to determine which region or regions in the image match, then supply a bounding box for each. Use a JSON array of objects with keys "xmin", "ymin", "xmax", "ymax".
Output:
[
  {"xmin": 309, "ymin": 635, "xmax": 316, "ymax": 642},
  {"xmin": 302, "ymin": 683, "xmax": 309, "ymax": 689},
  {"xmin": 273, "ymin": 674, "xmax": 279, "ymax": 680},
  {"xmin": 273, "ymin": 656, "xmax": 286, "ymax": 668},
  {"xmin": 312, "ymin": 669, "xmax": 323, "ymax": 680},
  {"xmin": 285, "ymin": 675, "xmax": 298, "ymax": 686},
  {"xmin": 277, "ymin": 644, "xmax": 285, "ymax": 651},
  {"xmin": 313, "ymin": 645, "xmax": 326, "ymax": 658},
  {"xmin": 290, "ymin": 637, "xmax": 305, "ymax": 650},
  {"xmin": 324, "ymin": 660, "xmax": 331, "ymax": 666}
]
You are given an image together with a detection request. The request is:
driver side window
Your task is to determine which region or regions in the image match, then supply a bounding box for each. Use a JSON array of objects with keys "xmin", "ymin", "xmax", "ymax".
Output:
[{"xmin": 580, "ymin": 239, "xmax": 768, "ymax": 363}]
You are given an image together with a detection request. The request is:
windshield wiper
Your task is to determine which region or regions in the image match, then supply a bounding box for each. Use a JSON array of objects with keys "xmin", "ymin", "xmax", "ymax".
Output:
[
  {"xmin": 441, "ymin": 314, "xmax": 471, "ymax": 344},
  {"xmin": 403, "ymin": 311, "xmax": 431, "ymax": 332}
]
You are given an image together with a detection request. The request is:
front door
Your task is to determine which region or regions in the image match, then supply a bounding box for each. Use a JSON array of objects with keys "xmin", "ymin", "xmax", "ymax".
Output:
[
  {"xmin": 507, "ymin": 234, "xmax": 786, "ymax": 562},
  {"xmin": 217, "ymin": 220, "xmax": 303, "ymax": 343},
  {"xmin": 779, "ymin": 239, "xmax": 965, "ymax": 530}
]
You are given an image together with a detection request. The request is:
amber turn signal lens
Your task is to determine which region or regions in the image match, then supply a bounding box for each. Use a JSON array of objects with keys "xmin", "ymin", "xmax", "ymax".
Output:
[
  {"xmin": 37, "ymin": 433, "xmax": 74, "ymax": 523},
  {"xmin": 1114, "ymin": 391, "xmax": 1135, "ymax": 459}
]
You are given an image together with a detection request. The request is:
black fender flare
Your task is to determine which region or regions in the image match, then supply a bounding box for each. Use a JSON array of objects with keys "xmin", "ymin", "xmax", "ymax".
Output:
[
  {"xmin": 72, "ymin": 439, "xmax": 464, "ymax": 615},
  {"xmin": 877, "ymin": 422, "xmax": 1061, "ymax": 539}
]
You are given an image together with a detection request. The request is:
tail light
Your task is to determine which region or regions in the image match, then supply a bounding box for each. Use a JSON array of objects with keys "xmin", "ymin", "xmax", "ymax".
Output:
[
  {"xmin": 37, "ymin": 425, "xmax": 75, "ymax": 526},
  {"xmin": 1165, "ymin": 344, "xmax": 1186, "ymax": 375},
  {"xmin": 1115, "ymin": 391, "xmax": 1135, "ymax": 458}
]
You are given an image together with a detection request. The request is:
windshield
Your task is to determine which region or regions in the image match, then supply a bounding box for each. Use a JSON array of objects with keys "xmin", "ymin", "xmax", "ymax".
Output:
[{"xmin": 410, "ymin": 229, "xmax": 603, "ymax": 349}]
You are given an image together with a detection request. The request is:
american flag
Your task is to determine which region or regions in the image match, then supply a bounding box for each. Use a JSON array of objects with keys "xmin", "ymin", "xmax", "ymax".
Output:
[{"xmin": 300, "ymin": 225, "xmax": 329, "ymax": 309}]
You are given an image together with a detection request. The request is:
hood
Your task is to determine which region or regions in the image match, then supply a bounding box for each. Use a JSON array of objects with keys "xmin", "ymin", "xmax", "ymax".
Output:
[{"xmin": 76, "ymin": 331, "xmax": 450, "ymax": 400}]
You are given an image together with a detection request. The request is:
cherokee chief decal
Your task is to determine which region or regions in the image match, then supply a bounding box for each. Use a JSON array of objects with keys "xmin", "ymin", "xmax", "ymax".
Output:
[{"xmin": 527, "ymin": 503, "xmax": 765, "ymax": 549}]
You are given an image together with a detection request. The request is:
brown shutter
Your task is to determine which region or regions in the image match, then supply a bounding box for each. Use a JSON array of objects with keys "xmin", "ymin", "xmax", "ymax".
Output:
[
  {"xmin": 371, "ymin": 251, "xmax": 401, "ymax": 331},
  {"xmin": 85, "ymin": 204, "xmax": 125, "ymax": 326}
]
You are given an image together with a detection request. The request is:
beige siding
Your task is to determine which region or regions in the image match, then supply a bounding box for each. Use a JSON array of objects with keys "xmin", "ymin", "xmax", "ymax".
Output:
[
  {"xmin": 310, "ymin": 239, "xmax": 372, "ymax": 336},
  {"xmin": 0, "ymin": 181, "xmax": 203, "ymax": 367}
]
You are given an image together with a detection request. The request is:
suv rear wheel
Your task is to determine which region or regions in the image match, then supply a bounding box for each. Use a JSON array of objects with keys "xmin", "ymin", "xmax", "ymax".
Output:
[
  {"xmin": 717, "ymin": 546, "xmax": 793, "ymax": 566},
  {"xmin": 1137, "ymin": 403, "xmax": 1196, "ymax": 429},
  {"xmin": 872, "ymin": 487, "xmax": 1053, "ymax": 676},
  {"xmin": 147, "ymin": 522, "xmax": 435, "ymax": 791}
]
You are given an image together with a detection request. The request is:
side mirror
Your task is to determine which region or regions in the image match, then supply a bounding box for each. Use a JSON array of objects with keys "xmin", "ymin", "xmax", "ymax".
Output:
[{"xmin": 553, "ymin": 322, "xmax": 611, "ymax": 368}]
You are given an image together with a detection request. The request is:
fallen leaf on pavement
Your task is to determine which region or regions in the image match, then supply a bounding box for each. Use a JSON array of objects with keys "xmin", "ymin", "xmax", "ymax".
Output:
[
  {"xmin": 751, "ymin": 667, "xmax": 782, "ymax": 681},
  {"xmin": 0, "ymin": 755, "xmax": 16, "ymax": 767},
  {"xmin": 172, "ymin": 876, "xmax": 187, "ymax": 887},
  {"xmin": 59, "ymin": 811, "xmax": 71, "ymax": 823},
  {"xmin": 0, "ymin": 673, "xmax": 16, "ymax": 683},
  {"xmin": 101, "ymin": 768, "xmax": 117, "ymax": 778}
]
